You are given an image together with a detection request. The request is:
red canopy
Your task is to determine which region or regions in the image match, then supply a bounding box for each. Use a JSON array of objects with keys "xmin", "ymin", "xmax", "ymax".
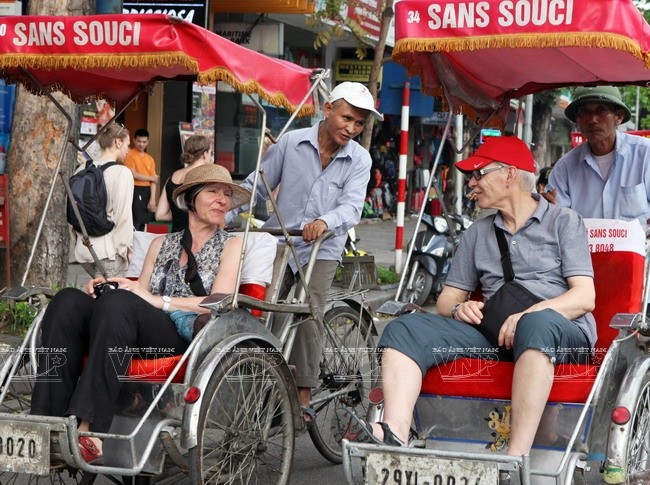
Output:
[
  {"xmin": 0, "ymin": 14, "xmax": 316, "ymax": 116},
  {"xmin": 393, "ymin": 0, "xmax": 650, "ymax": 120}
]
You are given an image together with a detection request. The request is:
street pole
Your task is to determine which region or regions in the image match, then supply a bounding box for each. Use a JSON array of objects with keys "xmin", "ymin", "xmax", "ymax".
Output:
[
  {"xmin": 454, "ymin": 114, "xmax": 463, "ymax": 214},
  {"xmin": 636, "ymin": 86, "xmax": 641, "ymax": 130},
  {"xmin": 523, "ymin": 94, "xmax": 534, "ymax": 146},
  {"xmin": 395, "ymin": 83, "xmax": 410, "ymax": 274}
]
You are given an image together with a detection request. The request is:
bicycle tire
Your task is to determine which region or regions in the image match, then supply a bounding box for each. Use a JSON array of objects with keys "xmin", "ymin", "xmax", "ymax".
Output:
[
  {"xmin": 308, "ymin": 304, "xmax": 378, "ymax": 463},
  {"xmin": 188, "ymin": 348, "xmax": 295, "ymax": 484}
]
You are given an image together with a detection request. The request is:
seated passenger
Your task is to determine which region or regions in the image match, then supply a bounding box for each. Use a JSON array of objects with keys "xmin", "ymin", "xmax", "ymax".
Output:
[
  {"xmin": 30, "ymin": 164, "xmax": 250, "ymax": 463},
  {"xmin": 339, "ymin": 137, "xmax": 596, "ymax": 455}
]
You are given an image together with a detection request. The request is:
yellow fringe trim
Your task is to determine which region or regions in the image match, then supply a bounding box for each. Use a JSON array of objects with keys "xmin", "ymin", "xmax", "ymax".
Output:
[
  {"xmin": 393, "ymin": 32, "xmax": 650, "ymax": 67},
  {"xmin": 199, "ymin": 68, "xmax": 315, "ymax": 117},
  {"xmin": 0, "ymin": 53, "xmax": 314, "ymax": 116},
  {"xmin": 0, "ymin": 52, "xmax": 198, "ymax": 71}
]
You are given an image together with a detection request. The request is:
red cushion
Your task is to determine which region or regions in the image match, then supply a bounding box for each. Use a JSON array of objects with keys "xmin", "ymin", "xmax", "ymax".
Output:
[
  {"xmin": 421, "ymin": 251, "xmax": 644, "ymax": 403},
  {"xmin": 240, "ymin": 283, "xmax": 266, "ymax": 317},
  {"xmin": 145, "ymin": 223, "xmax": 170, "ymax": 234},
  {"xmin": 126, "ymin": 355, "xmax": 186, "ymax": 383}
]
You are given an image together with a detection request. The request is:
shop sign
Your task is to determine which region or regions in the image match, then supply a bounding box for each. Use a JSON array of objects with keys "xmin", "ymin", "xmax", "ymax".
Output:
[
  {"xmin": 335, "ymin": 60, "xmax": 374, "ymax": 82},
  {"xmin": 421, "ymin": 112, "xmax": 450, "ymax": 125},
  {"xmin": 0, "ymin": 1, "xmax": 21, "ymax": 16},
  {"xmin": 123, "ymin": 1, "xmax": 209, "ymax": 28},
  {"xmin": 216, "ymin": 22, "xmax": 283, "ymax": 56},
  {"xmin": 347, "ymin": 0, "xmax": 382, "ymax": 40}
]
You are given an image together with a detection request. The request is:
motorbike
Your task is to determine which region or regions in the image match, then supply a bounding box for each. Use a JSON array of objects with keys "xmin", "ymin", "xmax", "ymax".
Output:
[{"xmin": 399, "ymin": 212, "xmax": 472, "ymax": 306}]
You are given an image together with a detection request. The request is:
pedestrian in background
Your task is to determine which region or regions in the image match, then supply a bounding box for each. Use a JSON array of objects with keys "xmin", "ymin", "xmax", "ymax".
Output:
[
  {"xmin": 124, "ymin": 128, "xmax": 158, "ymax": 230},
  {"xmin": 156, "ymin": 135, "xmax": 213, "ymax": 233}
]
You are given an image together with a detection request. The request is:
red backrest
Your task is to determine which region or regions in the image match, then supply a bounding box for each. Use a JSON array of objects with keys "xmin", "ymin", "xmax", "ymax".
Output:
[
  {"xmin": 591, "ymin": 251, "xmax": 644, "ymax": 351},
  {"xmin": 584, "ymin": 219, "xmax": 645, "ymax": 352}
]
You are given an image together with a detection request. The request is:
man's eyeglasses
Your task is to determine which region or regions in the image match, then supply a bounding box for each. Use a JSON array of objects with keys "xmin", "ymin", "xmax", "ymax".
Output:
[
  {"xmin": 115, "ymin": 123, "xmax": 125, "ymax": 139},
  {"xmin": 470, "ymin": 164, "xmax": 506, "ymax": 181}
]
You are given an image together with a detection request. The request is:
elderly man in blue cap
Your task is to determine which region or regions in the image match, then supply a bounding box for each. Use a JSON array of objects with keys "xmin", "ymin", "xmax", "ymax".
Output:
[{"xmin": 545, "ymin": 85, "xmax": 650, "ymax": 224}]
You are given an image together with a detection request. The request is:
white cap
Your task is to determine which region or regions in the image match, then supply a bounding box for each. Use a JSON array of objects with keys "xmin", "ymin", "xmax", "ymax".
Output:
[{"xmin": 329, "ymin": 82, "xmax": 383, "ymax": 121}]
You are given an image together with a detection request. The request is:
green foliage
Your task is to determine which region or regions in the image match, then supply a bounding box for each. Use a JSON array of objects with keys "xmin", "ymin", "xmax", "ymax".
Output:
[
  {"xmin": 308, "ymin": 0, "xmax": 377, "ymax": 53},
  {"xmin": 620, "ymin": 86, "xmax": 650, "ymax": 130},
  {"xmin": 0, "ymin": 300, "xmax": 37, "ymax": 337},
  {"xmin": 377, "ymin": 266, "xmax": 399, "ymax": 285}
]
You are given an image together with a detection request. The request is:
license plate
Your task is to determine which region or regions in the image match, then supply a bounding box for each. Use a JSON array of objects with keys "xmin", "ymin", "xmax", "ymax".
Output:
[
  {"xmin": 365, "ymin": 452, "xmax": 499, "ymax": 485},
  {"xmin": 0, "ymin": 422, "xmax": 50, "ymax": 475}
]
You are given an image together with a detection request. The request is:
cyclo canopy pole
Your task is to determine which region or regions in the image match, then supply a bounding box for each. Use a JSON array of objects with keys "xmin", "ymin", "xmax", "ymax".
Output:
[{"xmin": 394, "ymin": 82, "xmax": 410, "ymax": 274}]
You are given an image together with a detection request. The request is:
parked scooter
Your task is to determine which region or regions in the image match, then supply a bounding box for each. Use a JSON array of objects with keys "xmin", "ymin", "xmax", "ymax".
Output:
[{"xmin": 399, "ymin": 213, "xmax": 472, "ymax": 306}]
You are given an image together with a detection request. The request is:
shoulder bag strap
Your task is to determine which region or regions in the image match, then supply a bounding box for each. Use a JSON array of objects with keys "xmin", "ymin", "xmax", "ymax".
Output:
[
  {"xmin": 180, "ymin": 229, "xmax": 208, "ymax": 297},
  {"xmin": 494, "ymin": 226, "xmax": 515, "ymax": 282}
]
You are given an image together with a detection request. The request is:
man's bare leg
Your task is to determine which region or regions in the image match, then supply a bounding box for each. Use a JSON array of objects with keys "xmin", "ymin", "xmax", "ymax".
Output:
[
  {"xmin": 507, "ymin": 349, "xmax": 554, "ymax": 456},
  {"xmin": 369, "ymin": 348, "xmax": 422, "ymax": 444}
]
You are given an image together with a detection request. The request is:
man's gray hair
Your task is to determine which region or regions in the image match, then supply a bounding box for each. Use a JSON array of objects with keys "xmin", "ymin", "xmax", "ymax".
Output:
[{"xmin": 517, "ymin": 161, "xmax": 538, "ymax": 192}]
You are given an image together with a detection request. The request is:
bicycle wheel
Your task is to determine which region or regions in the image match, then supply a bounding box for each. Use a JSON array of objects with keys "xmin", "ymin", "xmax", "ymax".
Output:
[
  {"xmin": 309, "ymin": 304, "xmax": 378, "ymax": 463},
  {"xmin": 0, "ymin": 350, "xmax": 36, "ymax": 415},
  {"xmin": 0, "ymin": 468, "xmax": 96, "ymax": 484},
  {"xmin": 188, "ymin": 349, "xmax": 295, "ymax": 484}
]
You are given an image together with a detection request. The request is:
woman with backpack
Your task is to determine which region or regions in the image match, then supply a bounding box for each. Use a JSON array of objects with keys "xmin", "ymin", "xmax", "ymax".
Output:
[
  {"xmin": 71, "ymin": 123, "xmax": 134, "ymax": 278},
  {"xmin": 155, "ymin": 135, "xmax": 213, "ymax": 232}
]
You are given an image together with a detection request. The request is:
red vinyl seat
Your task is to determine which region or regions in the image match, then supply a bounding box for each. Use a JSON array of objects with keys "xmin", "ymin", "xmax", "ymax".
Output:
[{"xmin": 421, "ymin": 221, "xmax": 645, "ymax": 403}]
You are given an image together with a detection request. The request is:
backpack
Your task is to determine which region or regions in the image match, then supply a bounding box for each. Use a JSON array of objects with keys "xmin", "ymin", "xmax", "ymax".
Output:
[{"xmin": 66, "ymin": 161, "xmax": 118, "ymax": 237}]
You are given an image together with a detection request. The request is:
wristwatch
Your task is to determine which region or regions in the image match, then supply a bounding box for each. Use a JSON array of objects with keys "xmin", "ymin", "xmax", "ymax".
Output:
[
  {"xmin": 162, "ymin": 295, "xmax": 172, "ymax": 312},
  {"xmin": 451, "ymin": 302, "xmax": 463, "ymax": 320}
]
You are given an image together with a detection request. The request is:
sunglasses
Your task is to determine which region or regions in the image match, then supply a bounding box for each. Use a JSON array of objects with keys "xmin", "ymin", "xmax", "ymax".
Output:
[
  {"xmin": 115, "ymin": 123, "xmax": 125, "ymax": 139},
  {"xmin": 471, "ymin": 164, "xmax": 506, "ymax": 181}
]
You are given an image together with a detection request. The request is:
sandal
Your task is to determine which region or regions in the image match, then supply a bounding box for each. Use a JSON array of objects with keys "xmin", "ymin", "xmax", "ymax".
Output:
[
  {"xmin": 78, "ymin": 436, "xmax": 103, "ymax": 465},
  {"xmin": 301, "ymin": 405, "xmax": 316, "ymax": 425},
  {"xmin": 333, "ymin": 407, "xmax": 404, "ymax": 446}
]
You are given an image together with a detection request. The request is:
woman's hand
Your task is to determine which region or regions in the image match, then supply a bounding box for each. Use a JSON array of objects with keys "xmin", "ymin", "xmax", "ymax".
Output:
[{"xmin": 86, "ymin": 277, "xmax": 108, "ymax": 297}]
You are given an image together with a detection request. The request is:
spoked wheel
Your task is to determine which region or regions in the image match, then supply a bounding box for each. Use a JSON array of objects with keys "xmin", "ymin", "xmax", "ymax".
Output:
[
  {"xmin": 188, "ymin": 349, "xmax": 295, "ymax": 484},
  {"xmin": 0, "ymin": 348, "xmax": 37, "ymax": 415},
  {"xmin": 309, "ymin": 304, "xmax": 378, "ymax": 463},
  {"xmin": 625, "ymin": 376, "xmax": 650, "ymax": 483},
  {"xmin": 0, "ymin": 468, "xmax": 96, "ymax": 484},
  {"xmin": 399, "ymin": 265, "xmax": 433, "ymax": 307}
]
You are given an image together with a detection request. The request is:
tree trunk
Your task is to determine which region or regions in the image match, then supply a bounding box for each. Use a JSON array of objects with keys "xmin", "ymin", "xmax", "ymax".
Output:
[
  {"xmin": 7, "ymin": 0, "xmax": 92, "ymax": 288},
  {"xmin": 531, "ymin": 93, "xmax": 556, "ymax": 169},
  {"xmin": 360, "ymin": 0, "xmax": 394, "ymax": 150}
]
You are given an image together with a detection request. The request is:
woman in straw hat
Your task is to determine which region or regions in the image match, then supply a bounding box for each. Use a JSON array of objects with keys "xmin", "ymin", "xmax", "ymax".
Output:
[{"xmin": 31, "ymin": 164, "xmax": 250, "ymax": 464}]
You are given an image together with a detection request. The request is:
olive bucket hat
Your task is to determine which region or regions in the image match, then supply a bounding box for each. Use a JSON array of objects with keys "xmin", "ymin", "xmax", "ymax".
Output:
[{"xmin": 565, "ymin": 86, "xmax": 631, "ymax": 123}]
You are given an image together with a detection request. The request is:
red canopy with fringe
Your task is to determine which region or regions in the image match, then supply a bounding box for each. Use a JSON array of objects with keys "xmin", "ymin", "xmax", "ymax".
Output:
[
  {"xmin": 0, "ymin": 14, "xmax": 316, "ymax": 116},
  {"xmin": 393, "ymin": 0, "xmax": 650, "ymax": 121}
]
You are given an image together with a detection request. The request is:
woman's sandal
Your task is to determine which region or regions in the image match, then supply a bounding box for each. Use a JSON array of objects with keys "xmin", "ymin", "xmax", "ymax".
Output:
[
  {"xmin": 334, "ymin": 407, "xmax": 404, "ymax": 446},
  {"xmin": 78, "ymin": 436, "xmax": 103, "ymax": 465}
]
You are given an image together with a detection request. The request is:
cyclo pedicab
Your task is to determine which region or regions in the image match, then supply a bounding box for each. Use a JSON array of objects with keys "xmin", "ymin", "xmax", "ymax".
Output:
[
  {"xmin": 342, "ymin": 0, "xmax": 650, "ymax": 483},
  {"xmin": 0, "ymin": 14, "xmax": 377, "ymax": 484}
]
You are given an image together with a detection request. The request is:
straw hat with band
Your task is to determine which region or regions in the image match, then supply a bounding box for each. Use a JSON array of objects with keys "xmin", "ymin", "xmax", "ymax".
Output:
[
  {"xmin": 564, "ymin": 86, "xmax": 631, "ymax": 123},
  {"xmin": 172, "ymin": 164, "xmax": 251, "ymax": 210}
]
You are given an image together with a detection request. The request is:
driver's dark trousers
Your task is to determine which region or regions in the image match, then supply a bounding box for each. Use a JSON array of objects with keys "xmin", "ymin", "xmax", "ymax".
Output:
[{"xmin": 30, "ymin": 288, "xmax": 188, "ymax": 433}]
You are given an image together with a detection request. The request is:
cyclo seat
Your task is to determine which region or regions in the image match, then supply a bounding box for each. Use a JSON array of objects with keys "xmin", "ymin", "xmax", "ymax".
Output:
[{"xmin": 420, "ymin": 219, "xmax": 645, "ymax": 403}]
